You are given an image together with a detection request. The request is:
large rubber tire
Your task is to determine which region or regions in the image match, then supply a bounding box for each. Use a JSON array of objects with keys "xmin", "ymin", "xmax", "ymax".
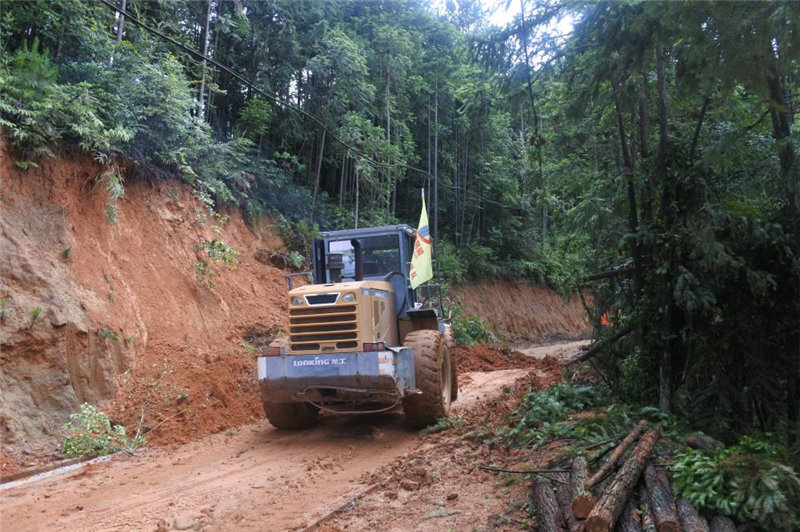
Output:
[
  {"xmin": 443, "ymin": 324, "xmax": 458, "ymax": 401},
  {"xmin": 402, "ymin": 330, "xmax": 453, "ymax": 429},
  {"xmin": 263, "ymin": 401, "xmax": 319, "ymax": 430}
]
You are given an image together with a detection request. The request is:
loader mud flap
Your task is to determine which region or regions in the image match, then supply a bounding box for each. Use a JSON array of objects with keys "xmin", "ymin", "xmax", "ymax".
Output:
[{"xmin": 258, "ymin": 348, "xmax": 415, "ymax": 403}]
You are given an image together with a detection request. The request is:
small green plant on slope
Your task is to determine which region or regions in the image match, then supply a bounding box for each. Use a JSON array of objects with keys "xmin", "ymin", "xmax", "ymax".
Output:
[
  {"xmin": 29, "ymin": 306, "xmax": 42, "ymax": 327},
  {"xmin": 195, "ymin": 233, "xmax": 238, "ymax": 288},
  {"xmin": 0, "ymin": 296, "xmax": 10, "ymax": 322},
  {"xmin": 452, "ymin": 313, "xmax": 496, "ymax": 345},
  {"xmin": 97, "ymin": 168, "xmax": 125, "ymax": 223},
  {"xmin": 62, "ymin": 403, "xmax": 144, "ymax": 457},
  {"xmin": 672, "ymin": 436, "xmax": 800, "ymax": 531},
  {"xmin": 423, "ymin": 416, "xmax": 467, "ymax": 435}
]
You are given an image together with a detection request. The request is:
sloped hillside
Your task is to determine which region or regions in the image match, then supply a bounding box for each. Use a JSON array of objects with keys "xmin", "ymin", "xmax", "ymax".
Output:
[
  {"xmin": 457, "ymin": 280, "xmax": 590, "ymax": 341},
  {"xmin": 0, "ymin": 147, "xmax": 290, "ymax": 446}
]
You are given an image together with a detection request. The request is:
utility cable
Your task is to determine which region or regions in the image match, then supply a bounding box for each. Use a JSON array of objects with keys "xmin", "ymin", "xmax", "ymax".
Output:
[{"xmin": 97, "ymin": 0, "xmax": 519, "ymax": 209}]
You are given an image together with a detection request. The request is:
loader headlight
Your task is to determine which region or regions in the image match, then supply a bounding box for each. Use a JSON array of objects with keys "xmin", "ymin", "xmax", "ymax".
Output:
[
  {"xmin": 291, "ymin": 296, "xmax": 304, "ymax": 306},
  {"xmin": 341, "ymin": 292, "xmax": 355, "ymax": 303}
]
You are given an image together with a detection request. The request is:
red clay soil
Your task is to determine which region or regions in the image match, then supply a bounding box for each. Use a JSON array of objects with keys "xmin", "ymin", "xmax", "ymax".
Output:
[
  {"xmin": 1, "ymin": 147, "xmax": 291, "ymax": 471},
  {"xmin": 455, "ymin": 344, "xmax": 545, "ymax": 372},
  {"xmin": 457, "ymin": 280, "xmax": 591, "ymax": 341}
]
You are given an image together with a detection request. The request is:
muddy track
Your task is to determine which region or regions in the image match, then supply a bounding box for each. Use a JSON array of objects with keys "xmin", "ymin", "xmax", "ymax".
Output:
[{"xmin": 0, "ymin": 367, "xmax": 536, "ymax": 532}]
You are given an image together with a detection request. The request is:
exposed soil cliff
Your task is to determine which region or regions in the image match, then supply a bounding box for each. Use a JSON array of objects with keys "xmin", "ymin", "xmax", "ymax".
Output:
[
  {"xmin": 456, "ymin": 280, "xmax": 590, "ymax": 341},
  {"xmin": 0, "ymin": 147, "xmax": 289, "ymax": 448}
]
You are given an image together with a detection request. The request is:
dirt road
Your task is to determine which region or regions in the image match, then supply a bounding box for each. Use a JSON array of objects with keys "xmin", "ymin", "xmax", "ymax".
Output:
[{"xmin": 0, "ymin": 366, "xmax": 538, "ymax": 532}]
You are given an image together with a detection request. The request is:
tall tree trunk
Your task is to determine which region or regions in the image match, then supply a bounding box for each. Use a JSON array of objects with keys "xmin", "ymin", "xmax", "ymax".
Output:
[
  {"xmin": 339, "ymin": 153, "xmax": 346, "ymax": 207},
  {"xmin": 611, "ymin": 74, "xmax": 643, "ymax": 300},
  {"xmin": 433, "ymin": 76, "xmax": 439, "ymax": 266},
  {"xmin": 197, "ymin": 0, "xmax": 211, "ymax": 119},
  {"xmin": 656, "ymin": 35, "xmax": 675, "ymax": 414},
  {"xmin": 311, "ymin": 130, "xmax": 326, "ymax": 219},
  {"xmin": 354, "ymin": 165, "xmax": 360, "ymax": 229},
  {"xmin": 766, "ymin": 47, "xmax": 800, "ymax": 435},
  {"xmin": 639, "ymin": 69, "xmax": 653, "ymax": 224},
  {"xmin": 116, "ymin": 0, "xmax": 126, "ymax": 43}
]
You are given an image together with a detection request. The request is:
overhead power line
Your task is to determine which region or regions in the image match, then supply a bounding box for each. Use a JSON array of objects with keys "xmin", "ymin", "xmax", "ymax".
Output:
[{"xmin": 97, "ymin": 0, "xmax": 517, "ymax": 209}]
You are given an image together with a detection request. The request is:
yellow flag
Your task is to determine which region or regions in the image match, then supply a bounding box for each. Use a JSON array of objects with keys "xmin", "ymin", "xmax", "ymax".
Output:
[{"xmin": 409, "ymin": 191, "xmax": 433, "ymax": 289}]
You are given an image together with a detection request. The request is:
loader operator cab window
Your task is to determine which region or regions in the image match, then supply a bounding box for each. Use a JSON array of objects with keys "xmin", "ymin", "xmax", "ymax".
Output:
[{"xmin": 328, "ymin": 235, "xmax": 401, "ymax": 282}]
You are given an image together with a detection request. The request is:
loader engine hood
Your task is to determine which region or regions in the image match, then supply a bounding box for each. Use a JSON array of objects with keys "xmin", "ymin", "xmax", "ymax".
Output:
[{"xmin": 286, "ymin": 280, "xmax": 398, "ymax": 354}]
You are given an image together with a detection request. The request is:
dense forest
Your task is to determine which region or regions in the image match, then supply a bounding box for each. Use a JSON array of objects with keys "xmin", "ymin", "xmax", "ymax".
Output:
[{"xmin": 1, "ymin": 0, "xmax": 798, "ymax": 458}]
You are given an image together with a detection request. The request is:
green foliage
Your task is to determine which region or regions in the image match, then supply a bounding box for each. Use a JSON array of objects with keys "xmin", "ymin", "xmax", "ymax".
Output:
[
  {"xmin": 0, "ymin": 296, "xmax": 10, "ymax": 322},
  {"xmin": 501, "ymin": 383, "xmax": 614, "ymax": 447},
  {"xmin": 62, "ymin": 403, "xmax": 144, "ymax": 457},
  {"xmin": 0, "ymin": 38, "xmax": 131, "ymax": 157},
  {"xmin": 451, "ymin": 313, "xmax": 495, "ymax": 345},
  {"xmin": 99, "ymin": 328, "xmax": 120, "ymax": 342},
  {"xmin": 195, "ymin": 237, "xmax": 238, "ymax": 288},
  {"xmin": 98, "ymin": 169, "xmax": 124, "ymax": 223},
  {"xmin": 672, "ymin": 436, "xmax": 800, "ymax": 530},
  {"xmin": 422, "ymin": 416, "xmax": 467, "ymax": 435}
]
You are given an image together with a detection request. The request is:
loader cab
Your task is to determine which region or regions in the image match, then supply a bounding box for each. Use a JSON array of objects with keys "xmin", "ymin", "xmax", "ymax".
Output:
[{"xmin": 313, "ymin": 225, "xmax": 417, "ymax": 317}]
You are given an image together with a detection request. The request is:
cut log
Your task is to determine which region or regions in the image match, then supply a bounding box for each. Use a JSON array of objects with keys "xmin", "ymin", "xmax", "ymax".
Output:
[
  {"xmin": 676, "ymin": 499, "xmax": 709, "ymax": 532},
  {"xmin": 532, "ymin": 474, "xmax": 567, "ymax": 531},
  {"xmin": 587, "ymin": 421, "xmax": 649, "ymax": 489},
  {"xmin": 555, "ymin": 473, "xmax": 582, "ymax": 532},
  {"xmin": 616, "ymin": 499, "xmax": 642, "ymax": 532},
  {"xmin": 709, "ymin": 516, "xmax": 736, "ymax": 532},
  {"xmin": 584, "ymin": 427, "xmax": 662, "ymax": 532},
  {"xmin": 571, "ymin": 455, "xmax": 596, "ymax": 519},
  {"xmin": 643, "ymin": 462, "xmax": 679, "ymax": 532},
  {"xmin": 641, "ymin": 501, "xmax": 656, "ymax": 532}
]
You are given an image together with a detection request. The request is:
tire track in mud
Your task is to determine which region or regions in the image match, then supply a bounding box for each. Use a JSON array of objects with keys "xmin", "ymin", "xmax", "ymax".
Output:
[{"xmin": 0, "ymin": 343, "xmax": 580, "ymax": 531}]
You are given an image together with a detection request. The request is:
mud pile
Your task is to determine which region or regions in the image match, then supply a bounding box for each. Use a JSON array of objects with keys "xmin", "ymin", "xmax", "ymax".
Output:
[{"xmin": 0, "ymin": 147, "xmax": 290, "ymax": 453}]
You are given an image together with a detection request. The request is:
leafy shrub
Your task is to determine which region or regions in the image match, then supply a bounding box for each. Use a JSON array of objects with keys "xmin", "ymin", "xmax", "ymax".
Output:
[
  {"xmin": 195, "ymin": 236, "xmax": 238, "ymax": 287},
  {"xmin": 502, "ymin": 383, "xmax": 617, "ymax": 449},
  {"xmin": 451, "ymin": 314, "xmax": 495, "ymax": 345},
  {"xmin": 63, "ymin": 403, "xmax": 144, "ymax": 457},
  {"xmin": 0, "ymin": 38, "xmax": 131, "ymax": 158},
  {"xmin": 422, "ymin": 416, "xmax": 467, "ymax": 435},
  {"xmin": 672, "ymin": 436, "xmax": 800, "ymax": 530}
]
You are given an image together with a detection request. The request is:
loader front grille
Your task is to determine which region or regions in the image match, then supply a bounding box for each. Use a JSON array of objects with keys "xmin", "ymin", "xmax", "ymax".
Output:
[{"xmin": 289, "ymin": 304, "xmax": 358, "ymax": 351}]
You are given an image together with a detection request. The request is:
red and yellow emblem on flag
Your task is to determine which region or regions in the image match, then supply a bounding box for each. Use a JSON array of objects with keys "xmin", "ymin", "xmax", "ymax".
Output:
[{"xmin": 409, "ymin": 191, "xmax": 433, "ymax": 289}]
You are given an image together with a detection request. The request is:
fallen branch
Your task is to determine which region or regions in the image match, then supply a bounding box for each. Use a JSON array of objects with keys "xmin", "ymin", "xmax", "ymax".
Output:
[
  {"xmin": 583, "ymin": 266, "xmax": 636, "ymax": 282},
  {"xmin": 561, "ymin": 326, "xmax": 634, "ymax": 365},
  {"xmin": 584, "ymin": 427, "xmax": 662, "ymax": 532},
  {"xmin": 586, "ymin": 420, "xmax": 649, "ymax": 489},
  {"xmin": 478, "ymin": 466, "xmax": 570, "ymax": 474}
]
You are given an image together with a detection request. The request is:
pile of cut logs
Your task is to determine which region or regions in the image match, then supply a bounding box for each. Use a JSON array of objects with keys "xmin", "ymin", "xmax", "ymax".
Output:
[{"xmin": 531, "ymin": 420, "xmax": 737, "ymax": 532}]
